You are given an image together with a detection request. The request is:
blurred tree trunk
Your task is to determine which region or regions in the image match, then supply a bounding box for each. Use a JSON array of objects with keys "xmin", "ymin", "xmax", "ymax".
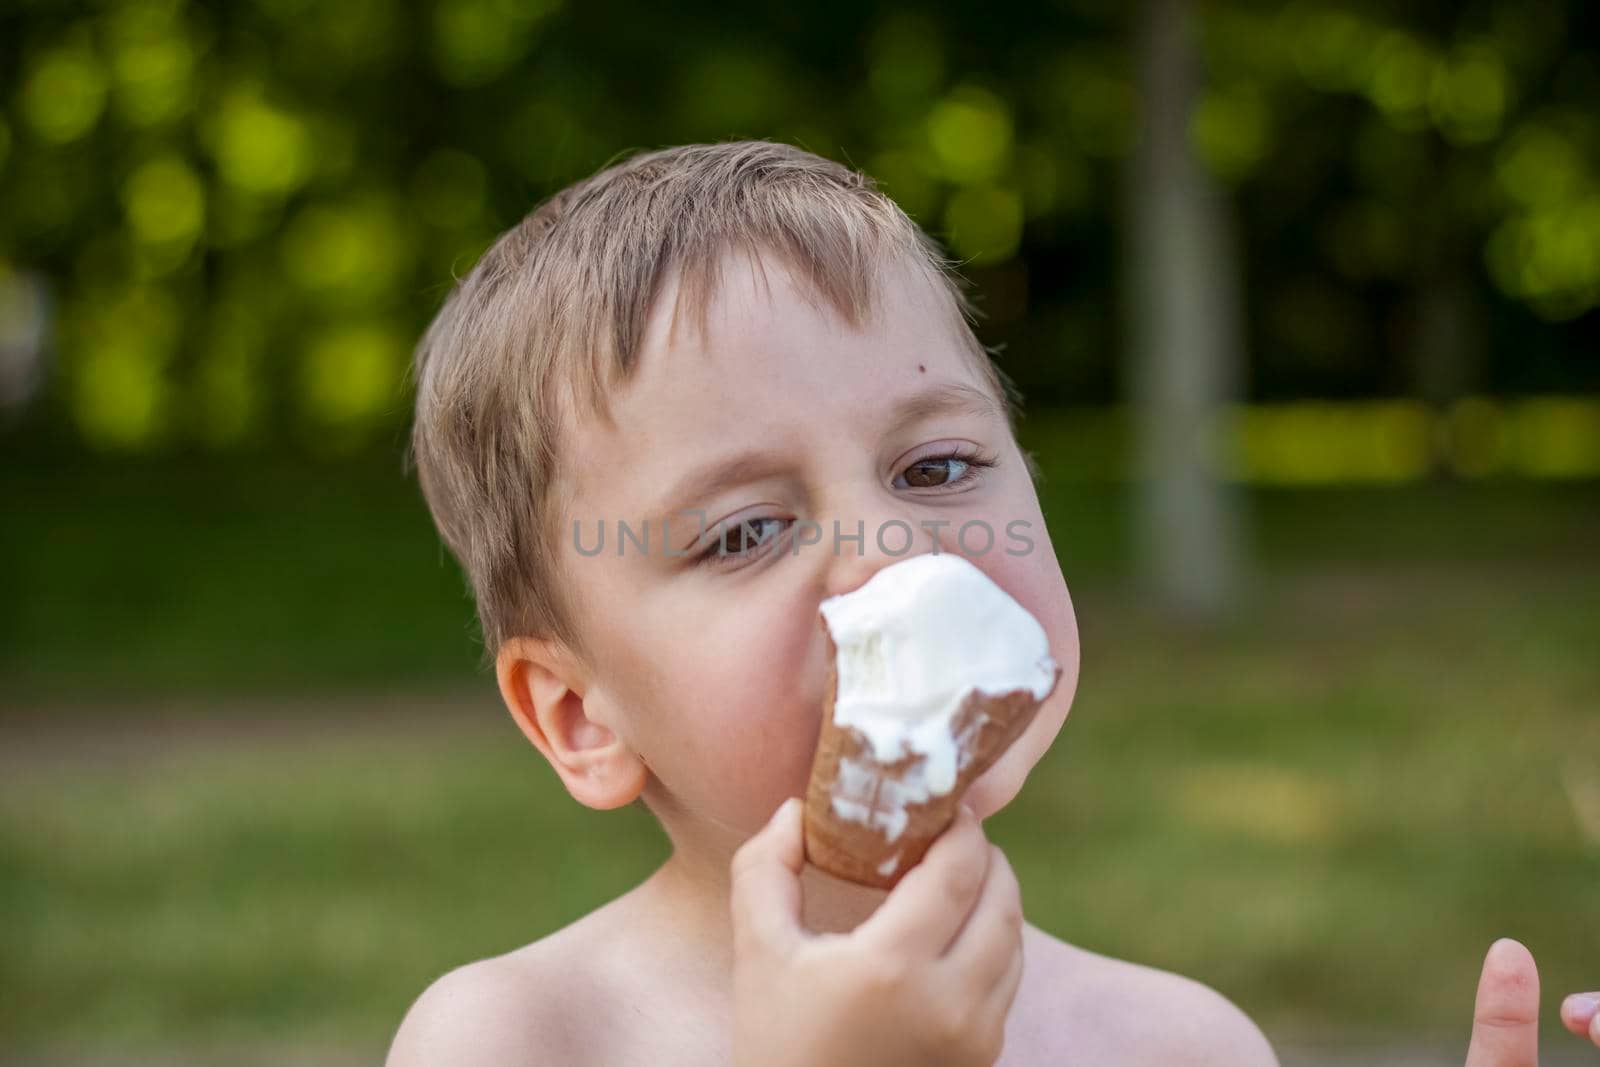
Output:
[
  {"xmin": 1412, "ymin": 250, "xmax": 1488, "ymax": 482},
  {"xmin": 1123, "ymin": 0, "xmax": 1246, "ymax": 619},
  {"xmin": 1409, "ymin": 134, "xmax": 1488, "ymax": 480},
  {"xmin": 1415, "ymin": 274, "xmax": 1480, "ymax": 408}
]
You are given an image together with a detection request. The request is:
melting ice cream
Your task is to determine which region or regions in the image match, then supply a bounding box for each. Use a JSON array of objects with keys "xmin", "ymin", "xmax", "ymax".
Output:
[{"xmin": 816, "ymin": 552, "xmax": 1058, "ymax": 842}]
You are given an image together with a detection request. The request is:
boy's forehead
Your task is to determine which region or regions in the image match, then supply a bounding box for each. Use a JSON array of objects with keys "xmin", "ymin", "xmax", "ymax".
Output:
[
  {"xmin": 562, "ymin": 248, "xmax": 990, "ymax": 511},
  {"xmin": 672, "ymin": 246, "xmax": 951, "ymax": 356},
  {"xmin": 644, "ymin": 250, "xmax": 974, "ymax": 424}
]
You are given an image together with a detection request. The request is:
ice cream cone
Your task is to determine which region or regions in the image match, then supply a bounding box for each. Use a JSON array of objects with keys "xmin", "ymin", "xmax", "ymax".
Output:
[{"xmin": 803, "ymin": 621, "xmax": 1062, "ymax": 889}]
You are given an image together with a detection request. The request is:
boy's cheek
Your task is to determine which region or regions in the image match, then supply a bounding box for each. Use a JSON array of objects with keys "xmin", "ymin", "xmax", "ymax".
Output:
[{"xmin": 661, "ymin": 690, "xmax": 819, "ymax": 811}]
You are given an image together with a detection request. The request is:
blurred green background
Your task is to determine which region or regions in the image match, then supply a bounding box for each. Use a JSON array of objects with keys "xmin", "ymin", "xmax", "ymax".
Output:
[{"xmin": 2, "ymin": 0, "xmax": 1598, "ymax": 1063}]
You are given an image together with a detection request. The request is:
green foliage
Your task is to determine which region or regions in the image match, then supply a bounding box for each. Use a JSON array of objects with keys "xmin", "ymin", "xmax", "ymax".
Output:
[
  {"xmin": 0, "ymin": 0, "xmax": 1595, "ymax": 456},
  {"xmin": 1199, "ymin": 2, "xmax": 1600, "ymax": 324}
]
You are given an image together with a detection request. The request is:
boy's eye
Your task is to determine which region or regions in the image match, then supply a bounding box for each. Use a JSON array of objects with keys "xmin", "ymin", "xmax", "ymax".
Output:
[
  {"xmin": 697, "ymin": 517, "xmax": 789, "ymax": 566},
  {"xmin": 893, "ymin": 449, "xmax": 996, "ymax": 491},
  {"xmin": 901, "ymin": 455, "xmax": 969, "ymax": 488}
]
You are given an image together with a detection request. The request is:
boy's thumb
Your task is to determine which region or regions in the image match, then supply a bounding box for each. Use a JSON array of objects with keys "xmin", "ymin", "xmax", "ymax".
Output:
[{"xmin": 729, "ymin": 798, "xmax": 805, "ymax": 955}]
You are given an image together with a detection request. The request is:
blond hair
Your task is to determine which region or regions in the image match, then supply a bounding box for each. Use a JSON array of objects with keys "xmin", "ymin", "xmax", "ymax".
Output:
[{"xmin": 405, "ymin": 139, "xmax": 1028, "ymax": 672}]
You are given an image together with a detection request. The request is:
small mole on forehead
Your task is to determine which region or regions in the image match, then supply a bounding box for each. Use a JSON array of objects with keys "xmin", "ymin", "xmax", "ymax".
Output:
[{"xmin": 917, "ymin": 364, "xmax": 925, "ymax": 373}]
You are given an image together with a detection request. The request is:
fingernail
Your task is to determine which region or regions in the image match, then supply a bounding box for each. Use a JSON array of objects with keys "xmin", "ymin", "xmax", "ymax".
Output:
[{"xmin": 1564, "ymin": 993, "xmax": 1600, "ymax": 1020}]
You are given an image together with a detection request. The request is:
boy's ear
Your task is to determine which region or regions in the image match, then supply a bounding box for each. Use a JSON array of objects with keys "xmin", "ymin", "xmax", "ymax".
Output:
[{"xmin": 495, "ymin": 635, "xmax": 648, "ymax": 811}]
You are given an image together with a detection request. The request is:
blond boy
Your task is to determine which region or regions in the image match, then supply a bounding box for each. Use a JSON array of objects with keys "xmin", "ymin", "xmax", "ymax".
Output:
[{"xmin": 386, "ymin": 140, "xmax": 1596, "ymax": 1066}]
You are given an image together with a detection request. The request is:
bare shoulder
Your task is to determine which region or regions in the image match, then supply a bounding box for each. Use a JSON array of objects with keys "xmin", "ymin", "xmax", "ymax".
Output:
[
  {"xmin": 1017, "ymin": 926, "xmax": 1280, "ymax": 1067},
  {"xmin": 384, "ymin": 917, "xmax": 613, "ymax": 1067},
  {"xmin": 384, "ymin": 953, "xmax": 555, "ymax": 1067}
]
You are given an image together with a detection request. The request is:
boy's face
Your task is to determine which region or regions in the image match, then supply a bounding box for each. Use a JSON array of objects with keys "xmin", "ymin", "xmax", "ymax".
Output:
[{"xmin": 552, "ymin": 248, "xmax": 1079, "ymax": 848}]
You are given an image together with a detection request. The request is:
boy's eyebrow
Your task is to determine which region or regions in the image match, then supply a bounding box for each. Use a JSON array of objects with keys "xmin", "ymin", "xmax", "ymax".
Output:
[
  {"xmin": 652, "ymin": 381, "xmax": 1003, "ymax": 522},
  {"xmin": 889, "ymin": 381, "xmax": 1004, "ymax": 428}
]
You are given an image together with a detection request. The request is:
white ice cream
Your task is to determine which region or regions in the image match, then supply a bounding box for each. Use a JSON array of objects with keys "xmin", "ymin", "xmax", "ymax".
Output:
[{"xmin": 818, "ymin": 552, "xmax": 1057, "ymax": 841}]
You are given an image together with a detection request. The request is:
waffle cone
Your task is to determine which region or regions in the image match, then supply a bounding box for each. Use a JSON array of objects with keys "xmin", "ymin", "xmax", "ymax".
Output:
[{"xmin": 802, "ymin": 620, "xmax": 1062, "ymax": 889}]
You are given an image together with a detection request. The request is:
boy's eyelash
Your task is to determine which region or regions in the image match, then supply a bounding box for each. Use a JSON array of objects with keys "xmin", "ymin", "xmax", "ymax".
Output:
[
  {"xmin": 900, "ymin": 448, "xmax": 997, "ymax": 490},
  {"xmin": 693, "ymin": 517, "xmax": 790, "ymax": 567},
  {"xmin": 692, "ymin": 449, "xmax": 997, "ymax": 568}
]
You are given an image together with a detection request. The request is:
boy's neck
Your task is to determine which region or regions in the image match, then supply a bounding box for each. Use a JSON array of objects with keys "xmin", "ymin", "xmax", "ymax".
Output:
[{"xmin": 642, "ymin": 835, "xmax": 892, "ymax": 978}]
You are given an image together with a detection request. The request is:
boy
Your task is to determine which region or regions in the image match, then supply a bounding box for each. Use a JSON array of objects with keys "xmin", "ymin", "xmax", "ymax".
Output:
[{"xmin": 386, "ymin": 140, "xmax": 1590, "ymax": 1065}]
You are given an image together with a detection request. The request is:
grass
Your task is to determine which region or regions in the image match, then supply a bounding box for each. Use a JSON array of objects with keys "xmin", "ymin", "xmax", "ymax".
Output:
[
  {"xmin": 2, "ymin": 436, "xmax": 1598, "ymax": 1059},
  {"xmin": 1010, "ymin": 561, "xmax": 1600, "ymax": 1045},
  {"xmin": 0, "ymin": 454, "xmax": 485, "ymax": 700}
]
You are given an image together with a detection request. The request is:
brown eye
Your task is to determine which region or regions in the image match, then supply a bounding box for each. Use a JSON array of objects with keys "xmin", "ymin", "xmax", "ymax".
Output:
[
  {"xmin": 902, "ymin": 456, "xmax": 969, "ymax": 488},
  {"xmin": 698, "ymin": 516, "xmax": 787, "ymax": 566},
  {"xmin": 723, "ymin": 519, "xmax": 761, "ymax": 553}
]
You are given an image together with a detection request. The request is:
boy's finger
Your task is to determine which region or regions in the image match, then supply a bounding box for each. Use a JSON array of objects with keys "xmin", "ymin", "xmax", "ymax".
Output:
[
  {"xmin": 1558, "ymin": 992, "xmax": 1598, "ymax": 1040},
  {"xmin": 858, "ymin": 804, "xmax": 990, "ymax": 960},
  {"xmin": 1463, "ymin": 938, "xmax": 1540, "ymax": 1067},
  {"xmin": 729, "ymin": 798, "xmax": 805, "ymax": 957},
  {"xmin": 979, "ymin": 934, "xmax": 1026, "ymax": 1023},
  {"xmin": 940, "ymin": 844, "xmax": 1023, "ymax": 985}
]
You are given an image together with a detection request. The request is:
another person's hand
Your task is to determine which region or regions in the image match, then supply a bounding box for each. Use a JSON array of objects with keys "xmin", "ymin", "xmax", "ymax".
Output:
[
  {"xmin": 730, "ymin": 798, "xmax": 1024, "ymax": 1067},
  {"xmin": 1462, "ymin": 938, "xmax": 1600, "ymax": 1065}
]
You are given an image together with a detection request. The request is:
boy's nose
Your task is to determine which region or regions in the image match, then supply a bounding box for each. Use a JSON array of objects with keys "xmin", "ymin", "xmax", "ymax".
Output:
[{"xmin": 817, "ymin": 501, "xmax": 961, "ymax": 601}]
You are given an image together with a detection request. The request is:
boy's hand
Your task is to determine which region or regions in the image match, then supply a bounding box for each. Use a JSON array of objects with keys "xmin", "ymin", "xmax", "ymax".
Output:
[
  {"xmin": 730, "ymin": 798, "xmax": 1024, "ymax": 1067},
  {"xmin": 1461, "ymin": 938, "xmax": 1600, "ymax": 1066}
]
